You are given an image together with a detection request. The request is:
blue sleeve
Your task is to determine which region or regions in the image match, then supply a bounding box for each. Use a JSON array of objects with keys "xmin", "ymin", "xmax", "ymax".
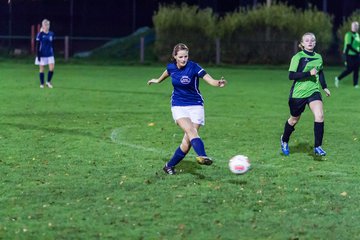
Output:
[
  {"xmin": 36, "ymin": 32, "xmax": 41, "ymax": 57},
  {"xmin": 166, "ymin": 63, "xmax": 173, "ymax": 75},
  {"xmin": 36, "ymin": 32, "xmax": 42, "ymax": 41},
  {"xmin": 195, "ymin": 63, "xmax": 207, "ymax": 78}
]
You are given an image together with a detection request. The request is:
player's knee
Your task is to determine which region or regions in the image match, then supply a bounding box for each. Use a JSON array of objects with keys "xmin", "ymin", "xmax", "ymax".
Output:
[
  {"xmin": 288, "ymin": 117, "xmax": 299, "ymax": 126},
  {"xmin": 181, "ymin": 136, "xmax": 190, "ymax": 147},
  {"xmin": 315, "ymin": 113, "xmax": 324, "ymax": 122},
  {"xmin": 180, "ymin": 142, "xmax": 191, "ymax": 154},
  {"xmin": 187, "ymin": 128, "xmax": 199, "ymax": 139}
]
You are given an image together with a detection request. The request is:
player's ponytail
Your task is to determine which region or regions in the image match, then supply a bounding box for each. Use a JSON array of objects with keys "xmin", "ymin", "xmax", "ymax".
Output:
[{"xmin": 298, "ymin": 42, "xmax": 304, "ymax": 50}]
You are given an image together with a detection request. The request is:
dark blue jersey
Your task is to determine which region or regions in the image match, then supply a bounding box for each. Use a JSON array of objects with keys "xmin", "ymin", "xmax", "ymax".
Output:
[
  {"xmin": 36, "ymin": 31, "xmax": 54, "ymax": 57},
  {"xmin": 167, "ymin": 61, "xmax": 207, "ymax": 106}
]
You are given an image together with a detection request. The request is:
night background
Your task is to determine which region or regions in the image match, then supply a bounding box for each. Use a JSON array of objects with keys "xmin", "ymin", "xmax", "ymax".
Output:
[
  {"xmin": 0, "ymin": 0, "xmax": 359, "ymax": 38},
  {"xmin": 2, "ymin": 1, "xmax": 360, "ymax": 239}
]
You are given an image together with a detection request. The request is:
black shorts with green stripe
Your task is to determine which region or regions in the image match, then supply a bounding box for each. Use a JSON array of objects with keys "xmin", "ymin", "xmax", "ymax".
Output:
[{"xmin": 288, "ymin": 92, "xmax": 322, "ymax": 117}]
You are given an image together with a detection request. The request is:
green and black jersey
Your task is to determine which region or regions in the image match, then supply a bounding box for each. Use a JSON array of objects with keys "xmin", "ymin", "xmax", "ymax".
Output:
[
  {"xmin": 343, "ymin": 31, "xmax": 360, "ymax": 56},
  {"xmin": 288, "ymin": 50, "xmax": 325, "ymax": 98}
]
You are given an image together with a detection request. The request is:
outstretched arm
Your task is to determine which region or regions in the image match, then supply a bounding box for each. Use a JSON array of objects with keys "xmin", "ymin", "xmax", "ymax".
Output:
[
  {"xmin": 202, "ymin": 74, "xmax": 227, "ymax": 87},
  {"xmin": 147, "ymin": 70, "xmax": 169, "ymax": 85},
  {"xmin": 36, "ymin": 32, "xmax": 41, "ymax": 61},
  {"xmin": 36, "ymin": 40, "xmax": 41, "ymax": 61},
  {"xmin": 319, "ymin": 70, "xmax": 330, "ymax": 97}
]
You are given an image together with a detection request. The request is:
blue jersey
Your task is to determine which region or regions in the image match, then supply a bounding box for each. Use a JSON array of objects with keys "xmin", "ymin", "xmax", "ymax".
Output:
[
  {"xmin": 167, "ymin": 61, "xmax": 207, "ymax": 106},
  {"xmin": 36, "ymin": 31, "xmax": 54, "ymax": 57}
]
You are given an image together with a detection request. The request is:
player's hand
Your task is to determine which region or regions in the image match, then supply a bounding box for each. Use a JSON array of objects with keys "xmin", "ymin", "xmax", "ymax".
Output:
[
  {"xmin": 37, "ymin": 56, "xmax": 41, "ymax": 62},
  {"xmin": 147, "ymin": 79, "xmax": 159, "ymax": 85},
  {"xmin": 310, "ymin": 68, "xmax": 317, "ymax": 76},
  {"xmin": 218, "ymin": 77, "xmax": 227, "ymax": 87},
  {"xmin": 324, "ymin": 88, "xmax": 331, "ymax": 97}
]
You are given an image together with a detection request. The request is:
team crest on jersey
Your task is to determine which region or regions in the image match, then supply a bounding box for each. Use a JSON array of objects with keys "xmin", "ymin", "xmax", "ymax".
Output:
[{"xmin": 180, "ymin": 76, "xmax": 191, "ymax": 84}]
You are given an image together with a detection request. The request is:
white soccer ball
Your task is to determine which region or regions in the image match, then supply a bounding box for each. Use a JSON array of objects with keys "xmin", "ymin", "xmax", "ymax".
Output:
[{"xmin": 229, "ymin": 155, "xmax": 251, "ymax": 174}]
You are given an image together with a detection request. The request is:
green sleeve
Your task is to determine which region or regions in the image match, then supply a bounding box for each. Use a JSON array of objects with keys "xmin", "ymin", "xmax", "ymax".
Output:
[
  {"xmin": 288, "ymin": 54, "xmax": 299, "ymax": 72},
  {"xmin": 343, "ymin": 32, "xmax": 352, "ymax": 52},
  {"xmin": 318, "ymin": 55, "xmax": 323, "ymax": 71}
]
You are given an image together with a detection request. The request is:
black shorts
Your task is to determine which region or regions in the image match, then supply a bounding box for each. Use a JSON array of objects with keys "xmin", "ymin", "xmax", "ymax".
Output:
[{"xmin": 288, "ymin": 92, "xmax": 322, "ymax": 117}]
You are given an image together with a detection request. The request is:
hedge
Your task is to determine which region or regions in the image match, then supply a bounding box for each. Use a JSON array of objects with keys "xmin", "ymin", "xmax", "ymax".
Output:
[
  {"xmin": 152, "ymin": 3, "xmax": 333, "ymax": 64},
  {"xmin": 337, "ymin": 10, "xmax": 360, "ymax": 55},
  {"xmin": 152, "ymin": 3, "xmax": 217, "ymax": 62}
]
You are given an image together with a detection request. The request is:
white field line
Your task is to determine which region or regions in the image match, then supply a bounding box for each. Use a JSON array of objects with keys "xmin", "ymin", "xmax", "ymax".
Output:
[
  {"xmin": 110, "ymin": 127, "xmax": 162, "ymax": 153},
  {"xmin": 110, "ymin": 127, "xmax": 198, "ymax": 158}
]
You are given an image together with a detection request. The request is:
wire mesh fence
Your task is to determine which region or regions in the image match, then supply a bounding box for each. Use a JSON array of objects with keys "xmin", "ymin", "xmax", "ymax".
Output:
[{"xmin": 0, "ymin": 35, "xmax": 343, "ymax": 65}]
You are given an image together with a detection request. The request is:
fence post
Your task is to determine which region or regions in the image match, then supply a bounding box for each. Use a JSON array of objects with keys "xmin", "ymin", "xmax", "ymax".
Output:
[
  {"xmin": 64, "ymin": 36, "xmax": 69, "ymax": 61},
  {"xmin": 215, "ymin": 38, "xmax": 221, "ymax": 65},
  {"xmin": 293, "ymin": 40, "xmax": 298, "ymax": 55},
  {"xmin": 140, "ymin": 37, "xmax": 144, "ymax": 63},
  {"xmin": 31, "ymin": 25, "xmax": 35, "ymax": 54}
]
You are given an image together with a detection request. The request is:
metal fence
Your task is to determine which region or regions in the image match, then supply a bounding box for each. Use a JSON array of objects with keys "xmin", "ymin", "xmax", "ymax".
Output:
[
  {"xmin": 0, "ymin": 35, "xmax": 343, "ymax": 65},
  {"xmin": 0, "ymin": 35, "xmax": 111, "ymax": 58}
]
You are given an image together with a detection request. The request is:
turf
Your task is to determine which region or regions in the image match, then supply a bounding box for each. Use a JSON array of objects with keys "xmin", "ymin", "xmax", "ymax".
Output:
[{"xmin": 1, "ymin": 61, "xmax": 360, "ymax": 239}]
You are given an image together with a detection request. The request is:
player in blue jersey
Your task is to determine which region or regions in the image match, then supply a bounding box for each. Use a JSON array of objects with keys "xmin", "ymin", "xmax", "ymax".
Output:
[
  {"xmin": 147, "ymin": 43, "xmax": 227, "ymax": 175},
  {"xmin": 35, "ymin": 19, "xmax": 55, "ymax": 88}
]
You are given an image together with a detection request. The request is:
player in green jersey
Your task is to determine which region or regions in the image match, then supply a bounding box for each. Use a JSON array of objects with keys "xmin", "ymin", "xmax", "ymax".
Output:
[
  {"xmin": 335, "ymin": 21, "xmax": 360, "ymax": 88},
  {"xmin": 280, "ymin": 32, "xmax": 331, "ymax": 156}
]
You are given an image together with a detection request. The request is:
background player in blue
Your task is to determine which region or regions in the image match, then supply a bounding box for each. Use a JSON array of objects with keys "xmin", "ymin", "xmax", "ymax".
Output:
[
  {"xmin": 147, "ymin": 43, "xmax": 227, "ymax": 175},
  {"xmin": 35, "ymin": 19, "xmax": 55, "ymax": 88}
]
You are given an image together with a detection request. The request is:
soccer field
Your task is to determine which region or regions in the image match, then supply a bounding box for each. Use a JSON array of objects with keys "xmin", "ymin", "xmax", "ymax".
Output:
[{"xmin": 1, "ymin": 61, "xmax": 360, "ymax": 239}]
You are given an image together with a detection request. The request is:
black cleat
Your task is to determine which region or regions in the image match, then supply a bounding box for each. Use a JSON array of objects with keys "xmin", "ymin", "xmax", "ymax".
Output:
[
  {"xmin": 196, "ymin": 156, "xmax": 213, "ymax": 165},
  {"xmin": 163, "ymin": 165, "xmax": 176, "ymax": 175}
]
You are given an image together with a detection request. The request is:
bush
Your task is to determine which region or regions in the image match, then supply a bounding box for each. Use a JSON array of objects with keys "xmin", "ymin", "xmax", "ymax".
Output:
[
  {"xmin": 298, "ymin": 7, "xmax": 333, "ymax": 52},
  {"xmin": 219, "ymin": 3, "xmax": 333, "ymax": 64},
  {"xmin": 152, "ymin": 3, "xmax": 333, "ymax": 64},
  {"xmin": 337, "ymin": 10, "xmax": 360, "ymax": 54},
  {"xmin": 152, "ymin": 3, "xmax": 217, "ymax": 62},
  {"xmin": 219, "ymin": 3, "xmax": 296, "ymax": 63}
]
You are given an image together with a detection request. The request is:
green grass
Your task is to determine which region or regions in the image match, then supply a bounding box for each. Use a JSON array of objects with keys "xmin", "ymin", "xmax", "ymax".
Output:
[{"xmin": 1, "ymin": 61, "xmax": 360, "ymax": 239}]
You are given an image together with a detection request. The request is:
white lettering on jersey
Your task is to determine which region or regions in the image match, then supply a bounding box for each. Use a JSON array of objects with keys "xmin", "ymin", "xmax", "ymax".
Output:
[{"xmin": 180, "ymin": 76, "xmax": 191, "ymax": 84}]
